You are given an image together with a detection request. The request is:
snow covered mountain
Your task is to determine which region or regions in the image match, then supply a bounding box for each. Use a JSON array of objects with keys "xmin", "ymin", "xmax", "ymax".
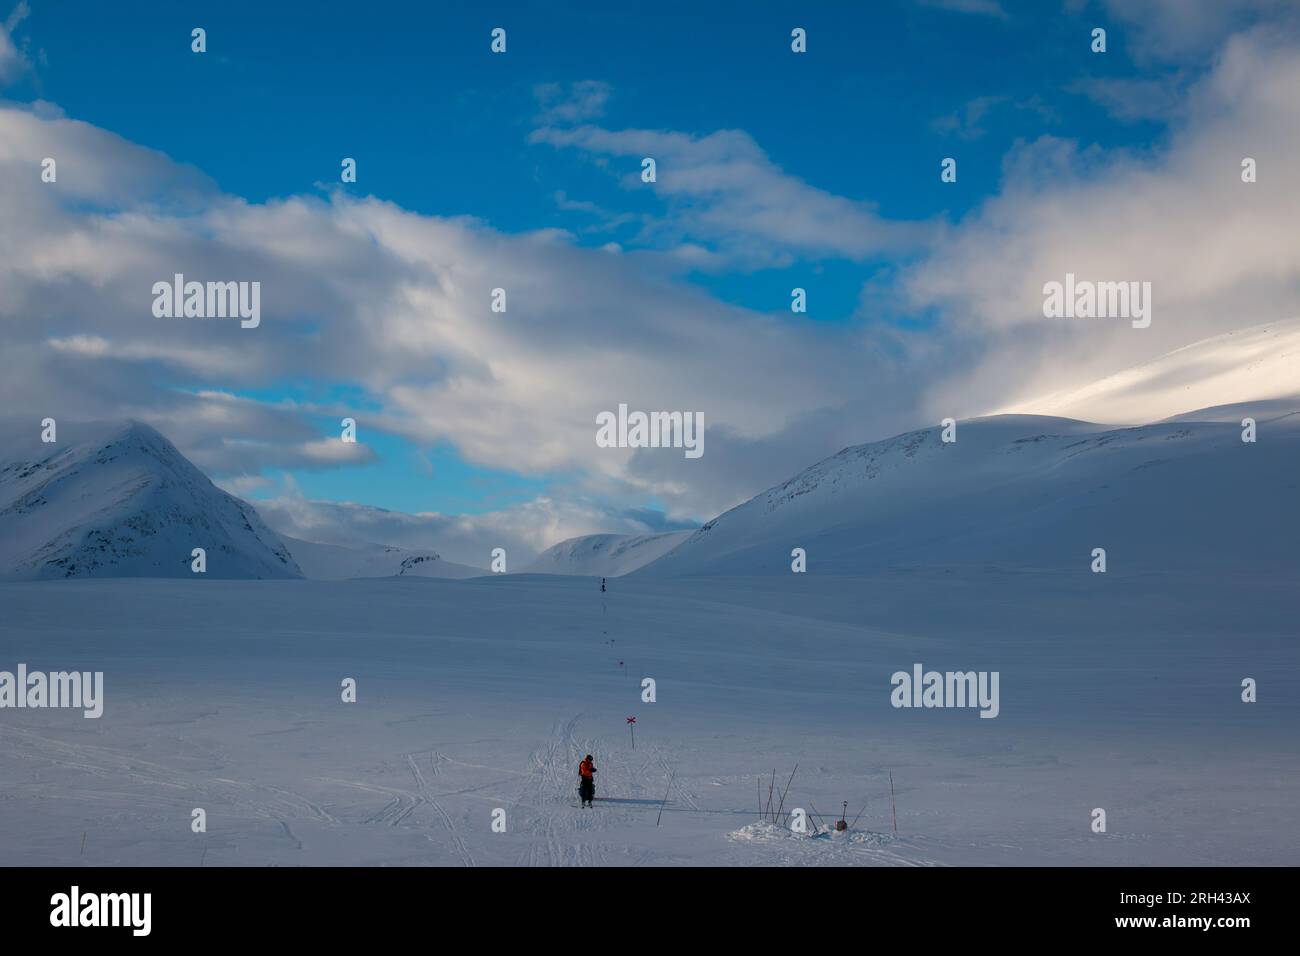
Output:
[
  {"xmin": 637, "ymin": 405, "xmax": 1300, "ymax": 577},
  {"xmin": 0, "ymin": 420, "xmax": 301, "ymax": 580},
  {"xmin": 522, "ymin": 531, "xmax": 693, "ymax": 577},
  {"xmin": 284, "ymin": 536, "xmax": 485, "ymax": 580}
]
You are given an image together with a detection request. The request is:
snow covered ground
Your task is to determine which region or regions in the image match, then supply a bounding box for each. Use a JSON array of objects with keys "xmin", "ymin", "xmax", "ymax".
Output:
[
  {"xmin": 1, "ymin": 395, "xmax": 1295, "ymax": 866},
  {"xmin": 1, "ymin": 568, "xmax": 1295, "ymax": 866}
]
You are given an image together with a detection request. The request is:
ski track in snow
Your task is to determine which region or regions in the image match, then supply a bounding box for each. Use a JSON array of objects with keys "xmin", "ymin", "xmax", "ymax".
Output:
[
  {"xmin": 404, "ymin": 751, "xmax": 476, "ymax": 867},
  {"xmin": 512, "ymin": 714, "xmax": 601, "ymax": 867},
  {"xmin": 0, "ymin": 724, "xmax": 339, "ymax": 857}
]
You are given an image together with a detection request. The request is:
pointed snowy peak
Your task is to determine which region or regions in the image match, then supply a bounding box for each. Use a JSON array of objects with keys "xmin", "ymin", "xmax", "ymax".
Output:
[{"xmin": 0, "ymin": 419, "xmax": 301, "ymax": 580}]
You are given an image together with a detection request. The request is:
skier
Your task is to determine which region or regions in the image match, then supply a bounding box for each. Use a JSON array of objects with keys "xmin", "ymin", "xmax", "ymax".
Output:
[
  {"xmin": 600, "ymin": 577, "xmax": 606, "ymax": 592},
  {"xmin": 578, "ymin": 754, "xmax": 597, "ymax": 807}
]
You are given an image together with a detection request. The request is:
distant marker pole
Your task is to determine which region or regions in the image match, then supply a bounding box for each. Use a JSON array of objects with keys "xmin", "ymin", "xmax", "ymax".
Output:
[
  {"xmin": 774, "ymin": 764, "xmax": 798, "ymax": 826},
  {"xmin": 889, "ymin": 771, "xmax": 898, "ymax": 835},
  {"xmin": 626, "ymin": 715, "xmax": 636, "ymax": 749}
]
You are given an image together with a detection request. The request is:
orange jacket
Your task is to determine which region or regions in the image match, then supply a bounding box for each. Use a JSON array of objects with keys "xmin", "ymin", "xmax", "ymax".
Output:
[{"xmin": 578, "ymin": 759, "xmax": 596, "ymax": 779}]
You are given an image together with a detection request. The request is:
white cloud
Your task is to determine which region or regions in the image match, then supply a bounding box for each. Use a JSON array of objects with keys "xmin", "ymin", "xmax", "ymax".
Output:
[
  {"xmin": 918, "ymin": 0, "xmax": 1009, "ymax": 19},
  {"xmin": 530, "ymin": 124, "xmax": 932, "ymax": 265},
  {"xmin": 932, "ymin": 94, "xmax": 1058, "ymax": 139},
  {"xmin": 1068, "ymin": 72, "xmax": 1190, "ymax": 122},
  {"xmin": 1087, "ymin": 0, "xmax": 1297, "ymax": 63},
  {"xmin": 253, "ymin": 489, "xmax": 688, "ymax": 566},
  {"xmin": 0, "ymin": 2, "xmax": 30, "ymax": 85},
  {"xmin": 533, "ymin": 80, "xmax": 611, "ymax": 124},
  {"xmin": 0, "ymin": 101, "xmax": 922, "ymax": 534},
  {"xmin": 898, "ymin": 27, "xmax": 1300, "ymax": 420}
]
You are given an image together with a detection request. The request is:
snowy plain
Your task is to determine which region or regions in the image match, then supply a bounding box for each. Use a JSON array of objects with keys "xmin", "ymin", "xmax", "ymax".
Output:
[{"xmin": 1, "ymin": 566, "xmax": 1295, "ymax": 867}]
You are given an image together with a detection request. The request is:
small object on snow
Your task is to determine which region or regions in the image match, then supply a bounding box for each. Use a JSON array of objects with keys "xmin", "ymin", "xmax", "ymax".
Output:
[
  {"xmin": 836, "ymin": 801, "xmax": 849, "ymax": 831},
  {"xmin": 626, "ymin": 715, "xmax": 636, "ymax": 748}
]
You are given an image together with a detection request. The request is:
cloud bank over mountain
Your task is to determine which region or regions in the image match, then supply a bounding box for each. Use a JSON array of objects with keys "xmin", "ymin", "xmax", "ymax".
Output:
[{"xmin": 3, "ymin": 5, "xmax": 1299, "ymax": 555}]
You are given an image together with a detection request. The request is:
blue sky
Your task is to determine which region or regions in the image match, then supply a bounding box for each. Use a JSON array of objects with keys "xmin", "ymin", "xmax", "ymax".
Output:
[
  {"xmin": 4, "ymin": 0, "xmax": 1295, "ymax": 562},
  {"xmin": 28, "ymin": 2, "xmax": 1162, "ymax": 226}
]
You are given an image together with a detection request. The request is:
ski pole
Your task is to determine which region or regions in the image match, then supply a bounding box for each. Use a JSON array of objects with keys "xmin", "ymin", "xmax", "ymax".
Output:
[{"xmin": 656, "ymin": 769, "xmax": 675, "ymax": 827}]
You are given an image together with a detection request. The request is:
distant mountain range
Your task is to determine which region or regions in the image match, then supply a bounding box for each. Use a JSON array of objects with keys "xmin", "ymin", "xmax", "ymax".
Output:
[{"xmin": 5, "ymin": 323, "xmax": 1297, "ymax": 581}]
